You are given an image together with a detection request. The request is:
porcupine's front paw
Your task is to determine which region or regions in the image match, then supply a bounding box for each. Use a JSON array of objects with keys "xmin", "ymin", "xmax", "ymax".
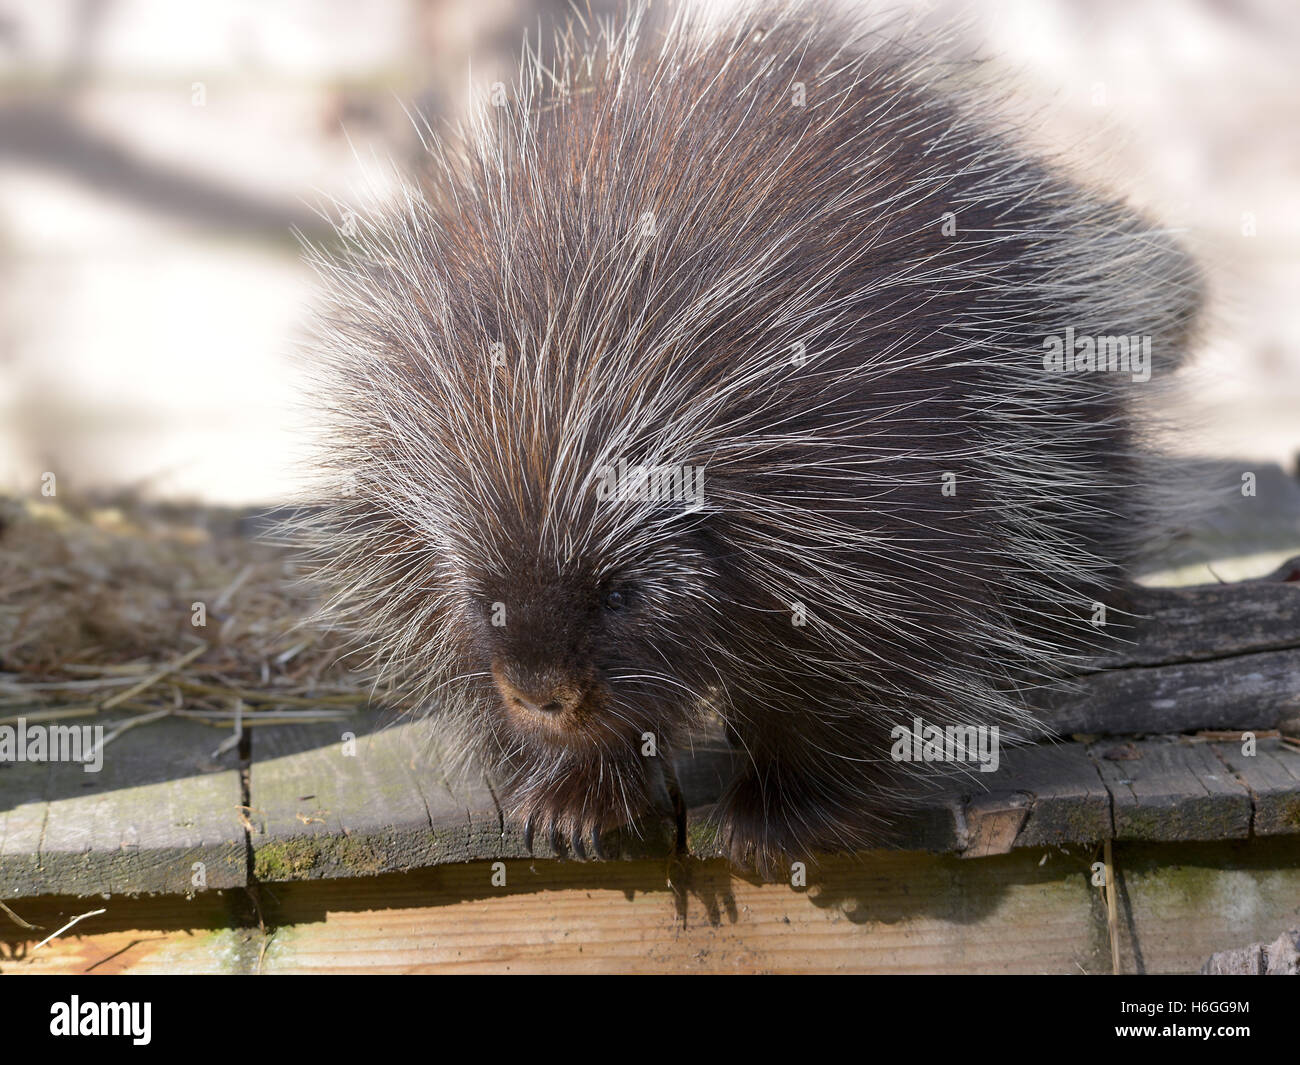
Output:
[
  {"xmin": 713, "ymin": 762, "xmax": 889, "ymax": 880},
  {"xmin": 517, "ymin": 803, "xmax": 625, "ymax": 861},
  {"xmin": 512, "ymin": 769, "xmax": 687, "ymax": 861},
  {"xmin": 712, "ymin": 767, "xmax": 806, "ymax": 880},
  {"xmin": 504, "ymin": 746, "xmax": 676, "ymax": 860}
]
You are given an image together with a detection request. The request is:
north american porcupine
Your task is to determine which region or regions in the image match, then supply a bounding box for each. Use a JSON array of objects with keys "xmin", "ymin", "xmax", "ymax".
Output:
[{"xmin": 298, "ymin": 0, "xmax": 1203, "ymax": 871}]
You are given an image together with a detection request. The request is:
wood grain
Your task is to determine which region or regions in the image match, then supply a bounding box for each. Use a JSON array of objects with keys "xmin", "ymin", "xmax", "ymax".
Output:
[
  {"xmin": 7, "ymin": 840, "xmax": 1299, "ymax": 974},
  {"xmin": 1040, "ymin": 557, "xmax": 1300, "ymax": 735},
  {"xmin": 1091, "ymin": 737, "xmax": 1253, "ymax": 841}
]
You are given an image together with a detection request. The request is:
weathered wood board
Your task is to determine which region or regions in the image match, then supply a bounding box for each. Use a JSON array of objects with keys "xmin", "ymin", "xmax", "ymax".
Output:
[
  {"xmin": 1212, "ymin": 740, "xmax": 1300, "ymax": 836},
  {"xmin": 1092, "ymin": 738, "xmax": 1253, "ymax": 842},
  {"xmin": 248, "ymin": 718, "xmax": 524, "ymax": 879},
  {"xmin": 4, "ymin": 713, "xmax": 1300, "ymax": 897},
  {"xmin": 963, "ymin": 741, "xmax": 1112, "ymax": 850},
  {"xmin": 247, "ymin": 717, "xmax": 680, "ymax": 881},
  {"xmin": 0, "ymin": 717, "xmax": 245, "ymax": 897},
  {"xmin": 5, "ymin": 840, "xmax": 1298, "ymax": 974},
  {"xmin": 1045, "ymin": 647, "xmax": 1300, "ymax": 736},
  {"xmin": 1041, "ymin": 557, "xmax": 1300, "ymax": 736}
]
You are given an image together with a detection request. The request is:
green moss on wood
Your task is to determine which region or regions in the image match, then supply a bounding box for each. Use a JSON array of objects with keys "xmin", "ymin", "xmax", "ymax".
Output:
[
  {"xmin": 335, "ymin": 836, "xmax": 384, "ymax": 876},
  {"xmin": 254, "ymin": 839, "xmax": 320, "ymax": 880},
  {"xmin": 254, "ymin": 834, "xmax": 394, "ymax": 881}
]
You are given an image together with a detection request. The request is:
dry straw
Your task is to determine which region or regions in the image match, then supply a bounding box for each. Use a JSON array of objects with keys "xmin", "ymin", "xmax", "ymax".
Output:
[{"xmin": 0, "ymin": 496, "xmax": 379, "ymax": 746}]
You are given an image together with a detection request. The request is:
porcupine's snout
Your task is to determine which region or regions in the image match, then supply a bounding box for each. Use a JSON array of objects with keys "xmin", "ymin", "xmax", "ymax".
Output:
[
  {"xmin": 478, "ymin": 576, "xmax": 616, "ymax": 743},
  {"xmin": 474, "ymin": 577, "xmax": 677, "ymax": 854},
  {"xmin": 491, "ymin": 662, "xmax": 587, "ymax": 724}
]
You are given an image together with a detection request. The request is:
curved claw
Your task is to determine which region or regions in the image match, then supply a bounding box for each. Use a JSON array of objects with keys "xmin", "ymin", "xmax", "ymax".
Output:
[
  {"xmin": 572, "ymin": 828, "xmax": 588, "ymax": 861},
  {"xmin": 590, "ymin": 823, "xmax": 607, "ymax": 861},
  {"xmin": 549, "ymin": 823, "xmax": 563, "ymax": 856},
  {"xmin": 522, "ymin": 814, "xmax": 535, "ymax": 854}
]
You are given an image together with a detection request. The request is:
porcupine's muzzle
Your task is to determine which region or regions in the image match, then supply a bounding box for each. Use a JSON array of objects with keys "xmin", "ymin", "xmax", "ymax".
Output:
[{"xmin": 492, "ymin": 663, "xmax": 585, "ymax": 724}]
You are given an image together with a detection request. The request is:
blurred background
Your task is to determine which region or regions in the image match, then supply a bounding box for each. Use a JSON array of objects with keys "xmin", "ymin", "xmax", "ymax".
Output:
[{"xmin": 0, "ymin": 0, "xmax": 1296, "ymax": 508}]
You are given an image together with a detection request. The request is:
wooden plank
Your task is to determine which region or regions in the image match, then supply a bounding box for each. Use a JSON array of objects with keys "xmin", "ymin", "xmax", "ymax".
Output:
[
  {"xmin": 1043, "ymin": 646, "xmax": 1300, "ymax": 735},
  {"xmin": 0, "ymin": 889, "xmax": 256, "ymax": 974},
  {"xmin": 961, "ymin": 742, "xmax": 1112, "ymax": 852},
  {"xmin": 7, "ymin": 839, "xmax": 1299, "ymax": 974},
  {"xmin": 248, "ymin": 719, "xmax": 463, "ymax": 882},
  {"xmin": 0, "ymin": 717, "xmax": 245, "ymax": 897},
  {"xmin": 257, "ymin": 853, "xmax": 1101, "ymax": 974},
  {"xmin": 1101, "ymin": 559, "xmax": 1300, "ymax": 669},
  {"xmin": 1090, "ymin": 738, "xmax": 1252, "ymax": 842},
  {"xmin": 249, "ymin": 716, "xmax": 701, "ymax": 882},
  {"xmin": 1040, "ymin": 549, "xmax": 1300, "ymax": 736},
  {"xmin": 0, "ymin": 759, "xmax": 50, "ymax": 899},
  {"xmin": 248, "ymin": 723, "xmax": 1292, "ymax": 881},
  {"xmin": 1211, "ymin": 738, "xmax": 1300, "ymax": 836},
  {"xmin": 7, "ymin": 718, "xmax": 1297, "ymax": 898}
]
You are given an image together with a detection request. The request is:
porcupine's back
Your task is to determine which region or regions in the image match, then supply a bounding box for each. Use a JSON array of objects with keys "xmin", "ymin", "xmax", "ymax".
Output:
[{"xmin": 304, "ymin": 1, "xmax": 1202, "ymax": 869}]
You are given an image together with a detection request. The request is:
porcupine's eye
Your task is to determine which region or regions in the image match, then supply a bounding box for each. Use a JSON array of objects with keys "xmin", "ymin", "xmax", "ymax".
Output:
[{"xmin": 603, "ymin": 588, "xmax": 628, "ymax": 611}]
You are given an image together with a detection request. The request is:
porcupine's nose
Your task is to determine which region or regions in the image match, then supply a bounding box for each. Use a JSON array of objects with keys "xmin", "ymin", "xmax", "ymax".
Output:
[{"xmin": 494, "ymin": 671, "xmax": 582, "ymax": 717}]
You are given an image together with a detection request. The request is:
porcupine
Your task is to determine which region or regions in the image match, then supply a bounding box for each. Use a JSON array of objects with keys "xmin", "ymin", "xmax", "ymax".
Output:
[{"xmin": 300, "ymin": 0, "xmax": 1203, "ymax": 873}]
